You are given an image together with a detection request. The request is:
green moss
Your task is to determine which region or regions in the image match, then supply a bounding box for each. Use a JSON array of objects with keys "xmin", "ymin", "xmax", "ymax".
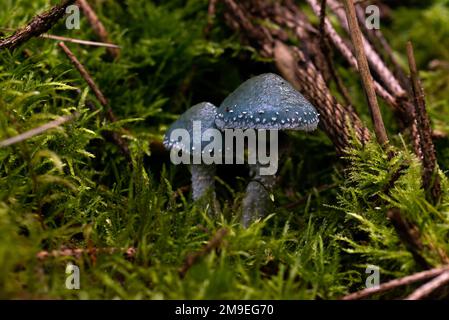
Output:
[{"xmin": 1, "ymin": 0, "xmax": 449, "ymax": 299}]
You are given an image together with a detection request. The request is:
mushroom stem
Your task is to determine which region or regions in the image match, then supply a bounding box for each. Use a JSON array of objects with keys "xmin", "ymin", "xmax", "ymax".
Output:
[
  {"xmin": 242, "ymin": 163, "xmax": 276, "ymax": 227},
  {"xmin": 190, "ymin": 164, "xmax": 216, "ymax": 201}
]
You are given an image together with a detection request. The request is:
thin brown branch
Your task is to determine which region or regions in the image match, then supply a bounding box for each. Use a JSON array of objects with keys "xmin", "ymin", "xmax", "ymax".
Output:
[
  {"xmin": 306, "ymin": 0, "xmax": 398, "ymax": 110},
  {"xmin": 342, "ymin": 265, "xmax": 449, "ymax": 300},
  {"xmin": 42, "ymin": 33, "xmax": 120, "ymax": 48},
  {"xmin": 319, "ymin": 0, "xmax": 327, "ymax": 36},
  {"xmin": 411, "ymin": 120, "xmax": 423, "ymax": 160},
  {"xmin": 327, "ymin": 0, "xmax": 406, "ymax": 98},
  {"xmin": 387, "ymin": 208, "xmax": 430, "ymax": 269},
  {"xmin": 405, "ymin": 271, "xmax": 449, "ymax": 300},
  {"xmin": 0, "ymin": 0, "xmax": 76, "ymax": 50},
  {"xmin": 37, "ymin": 247, "xmax": 136, "ymax": 260},
  {"xmin": 204, "ymin": 0, "xmax": 218, "ymax": 38},
  {"xmin": 179, "ymin": 228, "xmax": 228, "ymax": 278},
  {"xmin": 76, "ymin": 0, "xmax": 119, "ymax": 58},
  {"xmin": 0, "ymin": 28, "xmax": 121, "ymax": 49},
  {"xmin": 332, "ymin": 0, "xmax": 374, "ymax": 9},
  {"xmin": 58, "ymin": 41, "xmax": 130, "ymax": 158},
  {"xmin": 0, "ymin": 113, "xmax": 77, "ymax": 148},
  {"xmin": 406, "ymin": 41, "xmax": 441, "ymax": 203},
  {"xmin": 0, "ymin": 28, "xmax": 121, "ymax": 48},
  {"xmin": 327, "ymin": 0, "xmax": 415, "ymax": 132},
  {"xmin": 59, "ymin": 42, "xmax": 110, "ymax": 117},
  {"xmin": 319, "ymin": 0, "xmax": 354, "ymax": 107},
  {"xmin": 353, "ymin": 3, "xmax": 410, "ymax": 92},
  {"xmin": 342, "ymin": 0, "xmax": 389, "ymax": 146}
]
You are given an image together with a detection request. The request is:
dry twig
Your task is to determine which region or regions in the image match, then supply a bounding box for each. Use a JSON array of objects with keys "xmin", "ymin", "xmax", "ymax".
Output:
[
  {"xmin": 353, "ymin": 3, "xmax": 410, "ymax": 91},
  {"xmin": 179, "ymin": 228, "xmax": 228, "ymax": 278},
  {"xmin": 0, "ymin": 0, "xmax": 76, "ymax": 50},
  {"xmin": 327, "ymin": 0, "xmax": 416, "ymax": 135},
  {"xmin": 76, "ymin": 0, "xmax": 119, "ymax": 58},
  {"xmin": 0, "ymin": 28, "xmax": 120, "ymax": 48},
  {"xmin": 306, "ymin": 0, "xmax": 398, "ymax": 110},
  {"xmin": 37, "ymin": 247, "xmax": 136, "ymax": 260},
  {"xmin": 387, "ymin": 208, "xmax": 430, "ymax": 269},
  {"xmin": 328, "ymin": 0, "xmax": 406, "ymax": 98},
  {"xmin": 204, "ymin": 0, "xmax": 218, "ymax": 37},
  {"xmin": 42, "ymin": 33, "xmax": 120, "ymax": 48},
  {"xmin": 59, "ymin": 43, "xmax": 109, "ymax": 110},
  {"xmin": 58, "ymin": 42, "xmax": 130, "ymax": 158},
  {"xmin": 342, "ymin": 265, "xmax": 449, "ymax": 300},
  {"xmin": 318, "ymin": 0, "xmax": 354, "ymax": 107},
  {"xmin": 405, "ymin": 271, "xmax": 449, "ymax": 300},
  {"xmin": 0, "ymin": 113, "xmax": 77, "ymax": 148},
  {"xmin": 406, "ymin": 41, "xmax": 441, "ymax": 203},
  {"xmin": 342, "ymin": 0, "xmax": 389, "ymax": 146}
]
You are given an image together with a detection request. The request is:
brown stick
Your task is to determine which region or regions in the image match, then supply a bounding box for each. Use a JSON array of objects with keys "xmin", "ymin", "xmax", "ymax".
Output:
[
  {"xmin": 327, "ymin": 0, "xmax": 415, "ymax": 130},
  {"xmin": 76, "ymin": 0, "xmax": 119, "ymax": 58},
  {"xmin": 405, "ymin": 271, "xmax": 449, "ymax": 300},
  {"xmin": 406, "ymin": 41, "xmax": 441, "ymax": 203},
  {"xmin": 342, "ymin": 265, "xmax": 449, "ymax": 300},
  {"xmin": 0, "ymin": 113, "xmax": 77, "ymax": 148},
  {"xmin": 58, "ymin": 42, "xmax": 130, "ymax": 158},
  {"xmin": 342, "ymin": 0, "xmax": 388, "ymax": 146},
  {"xmin": 387, "ymin": 208, "xmax": 430, "ymax": 270},
  {"xmin": 59, "ymin": 41, "xmax": 107, "ymax": 108},
  {"xmin": 42, "ymin": 34, "xmax": 120, "ymax": 48},
  {"xmin": 318, "ymin": 0, "xmax": 327, "ymax": 36},
  {"xmin": 411, "ymin": 120, "xmax": 423, "ymax": 160},
  {"xmin": 328, "ymin": 0, "xmax": 406, "ymax": 98},
  {"xmin": 37, "ymin": 247, "xmax": 136, "ymax": 260},
  {"xmin": 306, "ymin": 0, "xmax": 398, "ymax": 110},
  {"xmin": 319, "ymin": 0, "xmax": 353, "ymax": 107},
  {"xmin": 0, "ymin": 28, "xmax": 120, "ymax": 48},
  {"xmin": 204, "ymin": 0, "xmax": 218, "ymax": 38},
  {"xmin": 353, "ymin": 3, "xmax": 410, "ymax": 92},
  {"xmin": 59, "ymin": 42, "xmax": 111, "ymax": 118},
  {"xmin": 179, "ymin": 228, "xmax": 228, "ymax": 278},
  {"xmin": 0, "ymin": 0, "xmax": 76, "ymax": 50}
]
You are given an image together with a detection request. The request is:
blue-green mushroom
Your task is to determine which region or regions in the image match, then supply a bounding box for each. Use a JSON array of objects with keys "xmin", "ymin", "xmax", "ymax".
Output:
[
  {"xmin": 215, "ymin": 73, "xmax": 319, "ymax": 226},
  {"xmin": 164, "ymin": 102, "xmax": 219, "ymax": 202}
]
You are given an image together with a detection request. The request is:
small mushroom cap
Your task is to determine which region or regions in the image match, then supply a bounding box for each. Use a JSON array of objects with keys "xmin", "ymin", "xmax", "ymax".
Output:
[
  {"xmin": 163, "ymin": 102, "xmax": 217, "ymax": 155},
  {"xmin": 215, "ymin": 73, "xmax": 319, "ymax": 131}
]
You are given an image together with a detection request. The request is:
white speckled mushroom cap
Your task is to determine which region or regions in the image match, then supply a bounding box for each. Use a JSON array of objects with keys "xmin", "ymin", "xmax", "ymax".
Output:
[
  {"xmin": 163, "ymin": 102, "xmax": 217, "ymax": 155},
  {"xmin": 215, "ymin": 73, "xmax": 319, "ymax": 131}
]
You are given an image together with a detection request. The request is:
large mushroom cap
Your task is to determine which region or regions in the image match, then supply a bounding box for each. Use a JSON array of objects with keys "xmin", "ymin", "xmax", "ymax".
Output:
[
  {"xmin": 215, "ymin": 73, "xmax": 319, "ymax": 131},
  {"xmin": 163, "ymin": 102, "xmax": 218, "ymax": 155}
]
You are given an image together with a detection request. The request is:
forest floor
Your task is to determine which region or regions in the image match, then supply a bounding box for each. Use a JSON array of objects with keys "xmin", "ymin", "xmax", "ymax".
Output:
[{"xmin": 1, "ymin": 0, "xmax": 449, "ymax": 299}]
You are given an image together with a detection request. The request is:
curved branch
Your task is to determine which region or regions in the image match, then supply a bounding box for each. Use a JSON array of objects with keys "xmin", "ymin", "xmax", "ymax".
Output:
[{"xmin": 0, "ymin": 0, "xmax": 76, "ymax": 50}]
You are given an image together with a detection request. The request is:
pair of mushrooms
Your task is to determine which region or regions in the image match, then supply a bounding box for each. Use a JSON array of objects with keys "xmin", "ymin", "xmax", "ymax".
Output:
[{"xmin": 163, "ymin": 73, "xmax": 319, "ymax": 227}]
